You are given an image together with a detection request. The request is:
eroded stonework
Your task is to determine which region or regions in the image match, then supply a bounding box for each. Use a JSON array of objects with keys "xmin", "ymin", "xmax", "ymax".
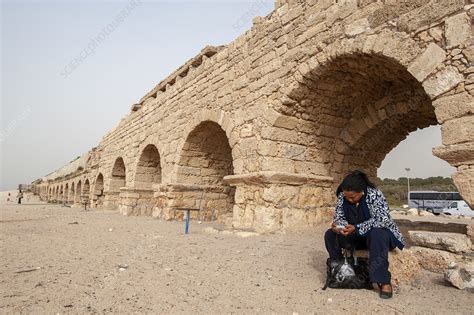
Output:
[{"xmin": 33, "ymin": 0, "xmax": 474, "ymax": 232}]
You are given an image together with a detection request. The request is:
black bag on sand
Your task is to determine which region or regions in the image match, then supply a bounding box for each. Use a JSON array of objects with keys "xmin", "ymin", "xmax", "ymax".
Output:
[{"xmin": 322, "ymin": 238, "xmax": 372, "ymax": 290}]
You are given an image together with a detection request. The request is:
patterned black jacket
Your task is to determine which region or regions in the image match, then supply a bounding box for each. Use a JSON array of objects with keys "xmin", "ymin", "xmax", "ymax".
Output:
[{"xmin": 333, "ymin": 187, "xmax": 404, "ymax": 249}]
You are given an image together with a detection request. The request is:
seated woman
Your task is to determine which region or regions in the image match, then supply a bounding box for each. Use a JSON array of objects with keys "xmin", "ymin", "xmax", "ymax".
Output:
[{"xmin": 324, "ymin": 170, "xmax": 404, "ymax": 299}]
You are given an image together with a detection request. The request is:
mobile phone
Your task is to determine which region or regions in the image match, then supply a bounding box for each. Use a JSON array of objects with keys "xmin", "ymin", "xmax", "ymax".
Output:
[{"xmin": 335, "ymin": 225, "xmax": 345, "ymax": 230}]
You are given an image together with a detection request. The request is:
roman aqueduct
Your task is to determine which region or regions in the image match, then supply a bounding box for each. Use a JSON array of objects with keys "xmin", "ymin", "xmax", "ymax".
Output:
[{"xmin": 33, "ymin": 0, "xmax": 474, "ymax": 232}]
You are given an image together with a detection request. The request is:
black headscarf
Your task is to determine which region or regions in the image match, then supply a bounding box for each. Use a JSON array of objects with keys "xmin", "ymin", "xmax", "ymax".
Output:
[{"xmin": 336, "ymin": 170, "xmax": 376, "ymax": 196}]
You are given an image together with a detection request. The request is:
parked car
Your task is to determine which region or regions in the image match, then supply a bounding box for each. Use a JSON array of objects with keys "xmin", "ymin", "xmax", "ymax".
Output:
[{"xmin": 442, "ymin": 200, "xmax": 474, "ymax": 218}]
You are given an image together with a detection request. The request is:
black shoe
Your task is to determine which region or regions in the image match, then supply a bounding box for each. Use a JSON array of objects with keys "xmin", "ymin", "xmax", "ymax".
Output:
[{"xmin": 378, "ymin": 283, "xmax": 393, "ymax": 299}]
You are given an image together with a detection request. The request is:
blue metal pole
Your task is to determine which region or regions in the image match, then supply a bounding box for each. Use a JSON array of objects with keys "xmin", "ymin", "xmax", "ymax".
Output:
[{"xmin": 185, "ymin": 209, "xmax": 190, "ymax": 234}]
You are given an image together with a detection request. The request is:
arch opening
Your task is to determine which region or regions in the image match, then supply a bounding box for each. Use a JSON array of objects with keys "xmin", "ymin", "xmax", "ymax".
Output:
[
  {"xmin": 64, "ymin": 183, "xmax": 69, "ymax": 204},
  {"xmin": 75, "ymin": 181, "xmax": 82, "ymax": 204},
  {"xmin": 135, "ymin": 145, "xmax": 162, "ymax": 189},
  {"xmin": 93, "ymin": 173, "xmax": 105, "ymax": 207},
  {"xmin": 82, "ymin": 179, "xmax": 90, "ymax": 204},
  {"xmin": 378, "ymin": 125, "xmax": 457, "ymax": 206},
  {"xmin": 110, "ymin": 158, "xmax": 126, "ymax": 192},
  {"xmin": 60, "ymin": 185, "xmax": 64, "ymax": 204},
  {"xmin": 70, "ymin": 182, "xmax": 75, "ymax": 205},
  {"xmin": 284, "ymin": 53, "xmax": 437, "ymax": 184},
  {"xmin": 176, "ymin": 121, "xmax": 235, "ymax": 221}
]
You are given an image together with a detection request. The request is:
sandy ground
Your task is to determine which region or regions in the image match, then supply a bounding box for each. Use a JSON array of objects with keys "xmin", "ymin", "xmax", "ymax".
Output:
[{"xmin": 1, "ymin": 191, "xmax": 473, "ymax": 314}]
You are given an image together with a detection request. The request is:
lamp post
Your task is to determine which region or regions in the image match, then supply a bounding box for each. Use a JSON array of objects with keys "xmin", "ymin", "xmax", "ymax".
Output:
[{"xmin": 405, "ymin": 168, "xmax": 411, "ymax": 205}]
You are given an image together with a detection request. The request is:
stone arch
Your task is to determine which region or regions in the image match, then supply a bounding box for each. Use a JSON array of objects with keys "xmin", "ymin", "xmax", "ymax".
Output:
[
  {"xmin": 175, "ymin": 109, "xmax": 237, "ymax": 175},
  {"xmin": 103, "ymin": 158, "xmax": 127, "ymax": 210},
  {"xmin": 64, "ymin": 183, "xmax": 69, "ymax": 204},
  {"xmin": 175, "ymin": 120, "xmax": 235, "ymax": 221},
  {"xmin": 278, "ymin": 32, "xmax": 451, "ymax": 185},
  {"xmin": 117, "ymin": 144, "xmax": 163, "ymax": 216},
  {"xmin": 134, "ymin": 144, "xmax": 162, "ymax": 189},
  {"xmin": 75, "ymin": 180, "xmax": 82, "ymax": 204},
  {"xmin": 60, "ymin": 184, "xmax": 64, "ymax": 203},
  {"xmin": 82, "ymin": 179, "xmax": 91, "ymax": 203},
  {"xmin": 93, "ymin": 173, "xmax": 105, "ymax": 207},
  {"xmin": 110, "ymin": 157, "xmax": 126, "ymax": 191},
  {"xmin": 69, "ymin": 182, "xmax": 75, "ymax": 204}
]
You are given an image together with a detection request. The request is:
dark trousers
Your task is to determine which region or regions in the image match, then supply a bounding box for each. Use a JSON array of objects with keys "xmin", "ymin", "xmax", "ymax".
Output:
[{"xmin": 324, "ymin": 228, "xmax": 393, "ymax": 284}]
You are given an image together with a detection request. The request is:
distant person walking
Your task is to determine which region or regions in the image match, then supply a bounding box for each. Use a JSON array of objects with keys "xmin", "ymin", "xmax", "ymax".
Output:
[{"xmin": 17, "ymin": 190, "xmax": 23, "ymax": 204}]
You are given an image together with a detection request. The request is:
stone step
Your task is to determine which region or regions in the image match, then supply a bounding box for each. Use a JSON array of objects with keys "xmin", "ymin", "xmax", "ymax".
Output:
[
  {"xmin": 408, "ymin": 230, "xmax": 472, "ymax": 254},
  {"xmin": 394, "ymin": 218, "xmax": 473, "ymax": 245}
]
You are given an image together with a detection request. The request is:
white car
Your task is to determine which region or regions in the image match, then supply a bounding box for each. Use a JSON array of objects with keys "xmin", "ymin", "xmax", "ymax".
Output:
[{"xmin": 442, "ymin": 200, "xmax": 474, "ymax": 218}]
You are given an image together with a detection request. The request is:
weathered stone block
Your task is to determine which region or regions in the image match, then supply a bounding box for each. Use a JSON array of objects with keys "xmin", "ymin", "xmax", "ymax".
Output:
[
  {"xmin": 432, "ymin": 142, "xmax": 474, "ymax": 167},
  {"xmin": 272, "ymin": 114, "xmax": 300, "ymax": 130},
  {"xmin": 297, "ymin": 186, "xmax": 323, "ymax": 208},
  {"xmin": 444, "ymin": 266, "xmax": 473, "ymax": 289},
  {"xmin": 408, "ymin": 43, "xmax": 446, "ymax": 82},
  {"xmin": 463, "ymin": 45, "xmax": 474, "ymax": 65},
  {"xmin": 398, "ymin": 0, "xmax": 464, "ymax": 33},
  {"xmin": 257, "ymin": 140, "xmax": 279, "ymax": 157},
  {"xmin": 232, "ymin": 205, "xmax": 252, "ymax": 230},
  {"xmin": 441, "ymin": 115, "xmax": 474, "ymax": 145},
  {"xmin": 408, "ymin": 231, "xmax": 472, "ymax": 253},
  {"xmin": 344, "ymin": 18, "xmax": 370, "ymax": 38},
  {"xmin": 368, "ymin": 0, "xmax": 429, "ymax": 28},
  {"xmin": 279, "ymin": 143, "xmax": 307, "ymax": 159},
  {"xmin": 452, "ymin": 168, "xmax": 474, "ymax": 209},
  {"xmin": 262, "ymin": 185, "xmax": 299, "ymax": 207},
  {"xmin": 422, "ymin": 66, "xmax": 464, "ymax": 98},
  {"xmin": 261, "ymin": 157, "xmax": 295, "ymax": 172},
  {"xmin": 433, "ymin": 92, "xmax": 474, "ymax": 123},
  {"xmin": 325, "ymin": 1, "xmax": 358, "ymax": 25},
  {"xmin": 445, "ymin": 12, "xmax": 471, "ymax": 48},
  {"xmin": 281, "ymin": 208, "xmax": 308, "ymax": 230},
  {"xmin": 254, "ymin": 205, "xmax": 281, "ymax": 233},
  {"xmin": 428, "ymin": 26, "xmax": 443, "ymax": 42}
]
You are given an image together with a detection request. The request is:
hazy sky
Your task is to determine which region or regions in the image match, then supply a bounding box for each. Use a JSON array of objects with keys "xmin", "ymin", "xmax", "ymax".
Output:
[{"xmin": 0, "ymin": 0, "xmax": 455, "ymax": 191}]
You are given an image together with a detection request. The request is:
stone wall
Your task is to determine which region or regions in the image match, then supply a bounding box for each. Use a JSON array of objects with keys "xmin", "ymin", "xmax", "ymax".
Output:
[{"xmin": 33, "ymin": 0, "xmax": 474, "ymax": 232}]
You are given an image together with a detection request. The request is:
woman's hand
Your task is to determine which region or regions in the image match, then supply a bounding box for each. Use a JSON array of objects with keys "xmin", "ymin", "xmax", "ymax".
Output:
[
  {"xmin": 341, "ymin": 224, "xmax": 355, "ymax": 236},
  {"xmin": 331, "ymin": 222, "xmax": 343, "ymax": 233}
]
